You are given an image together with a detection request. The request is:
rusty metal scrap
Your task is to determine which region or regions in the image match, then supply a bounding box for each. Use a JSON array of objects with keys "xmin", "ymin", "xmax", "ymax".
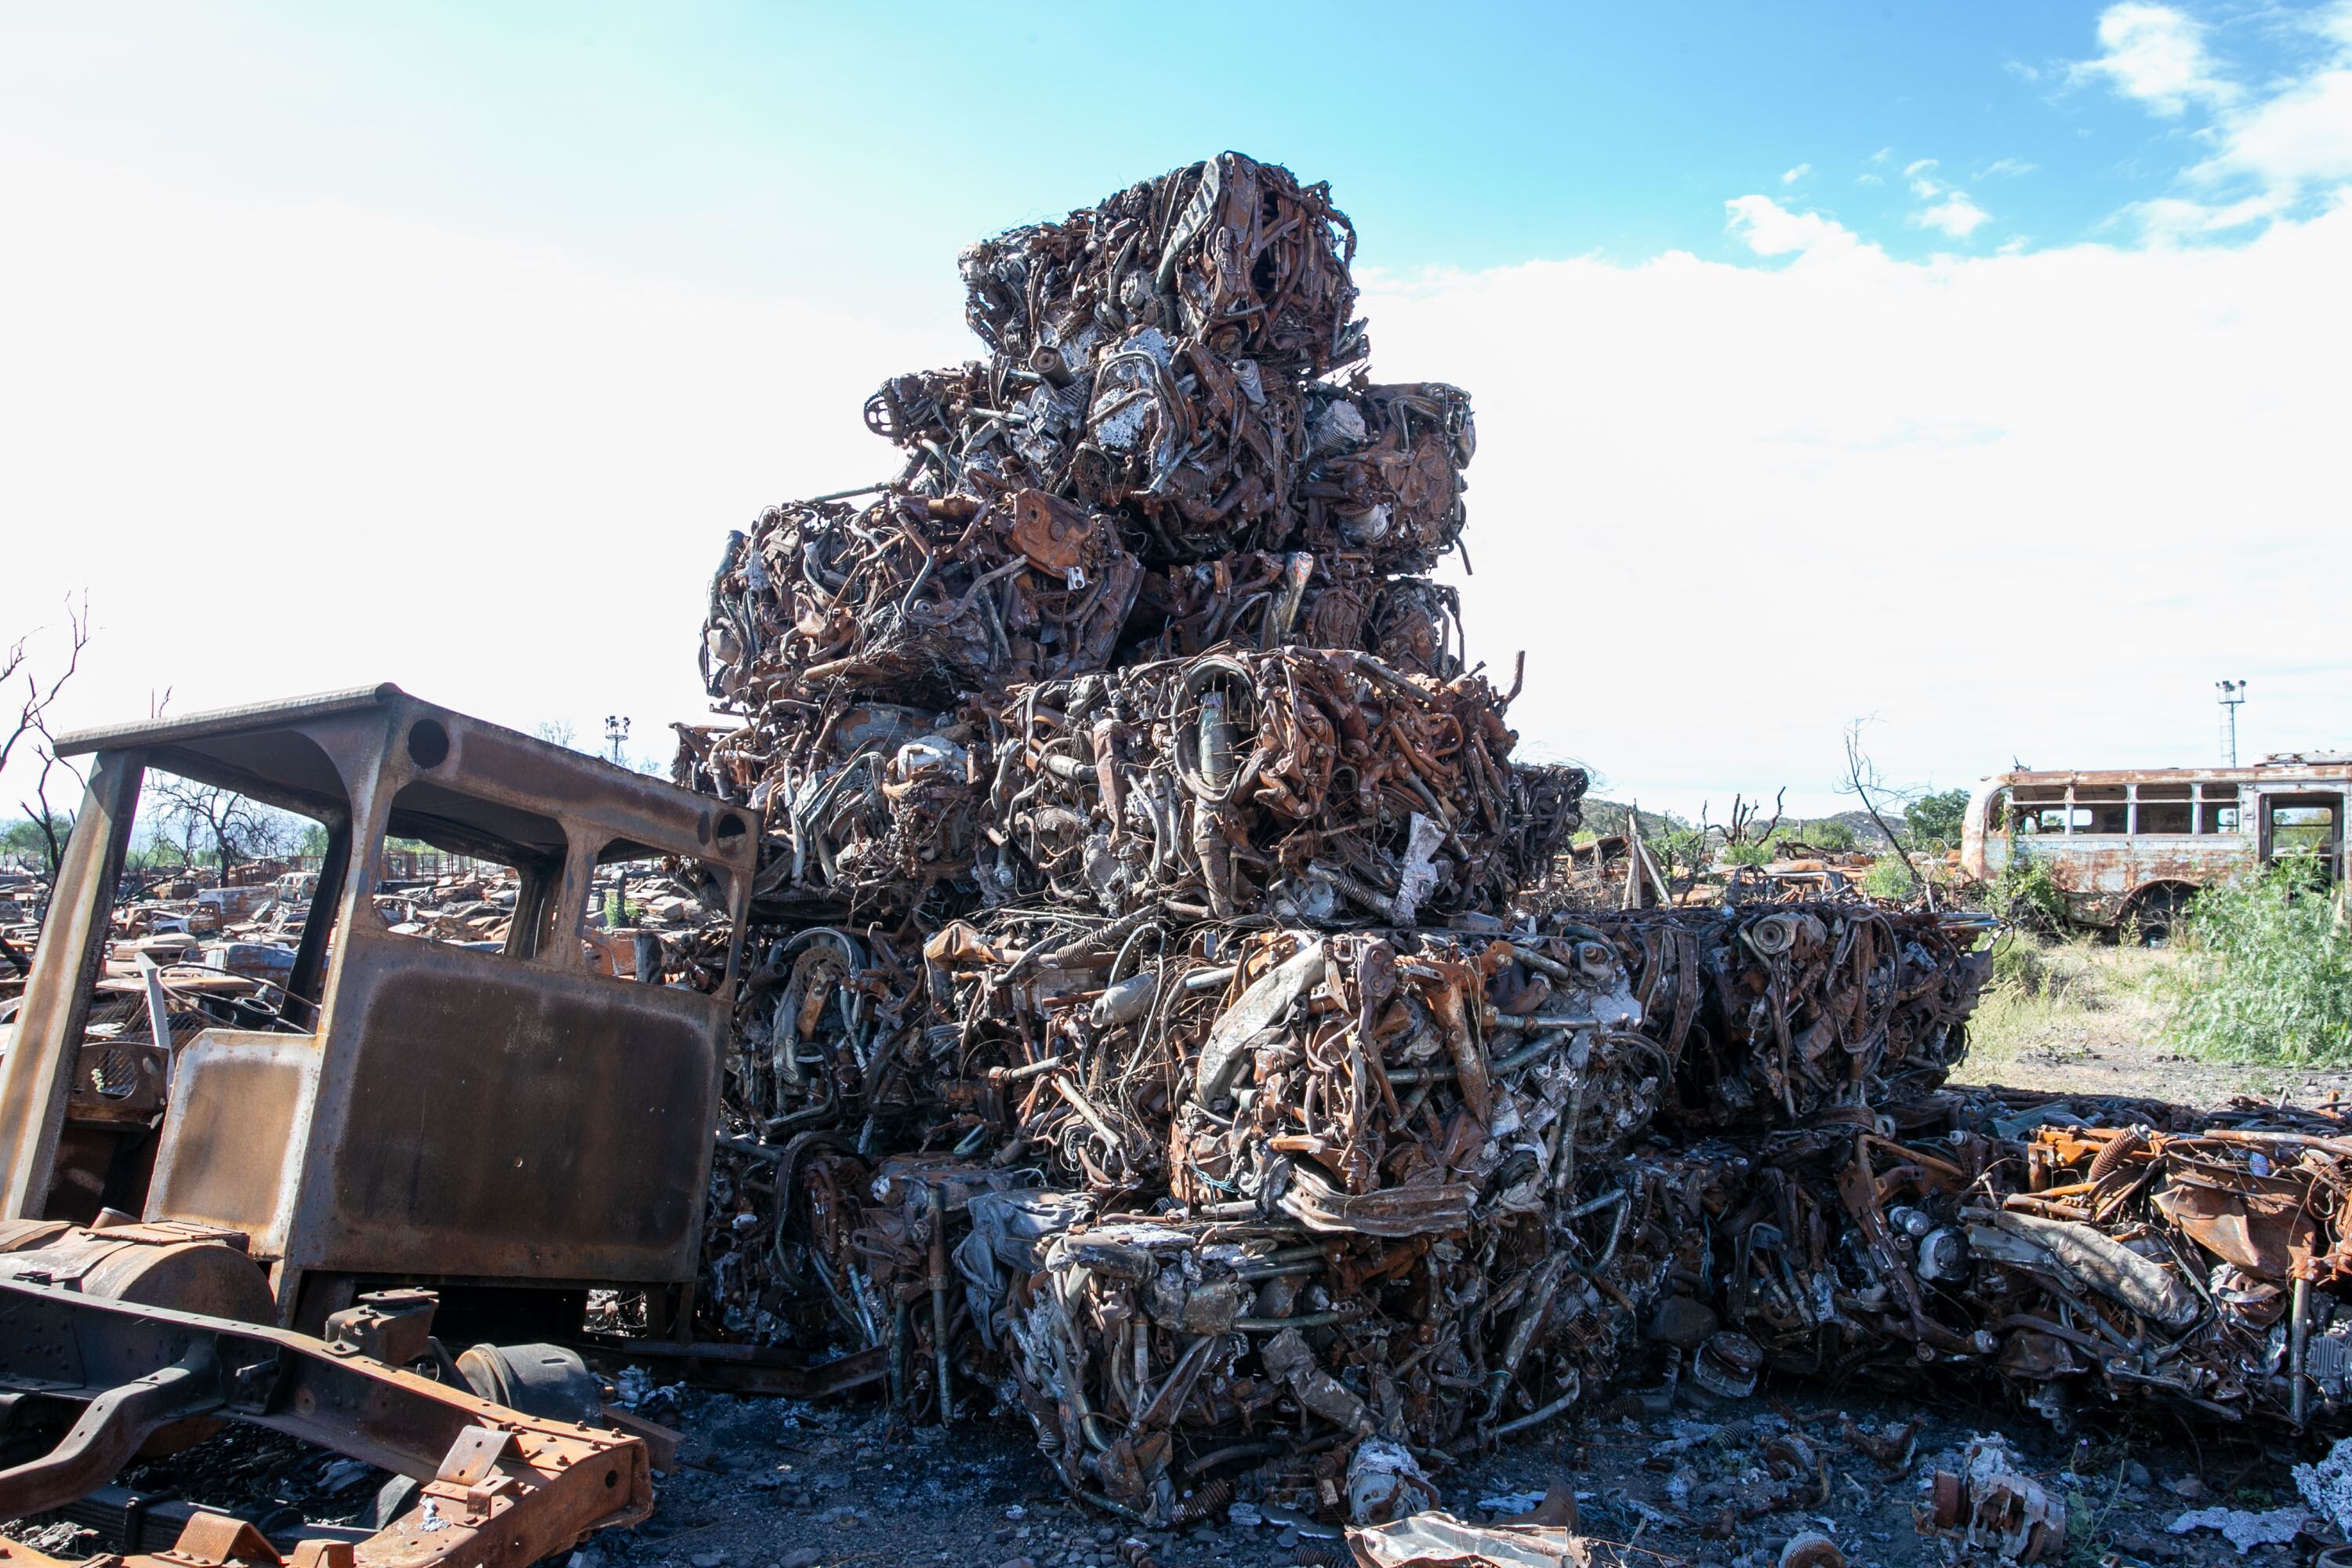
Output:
[
  {"xmin": 1668, "ymin": 1089, "xmax": 2352, "ymax": 1435},
  {"xmin": 668, "ymin": 151, "xmax": 2027, "ymax": 1534},
  {"xmin": 0, "ymin": 1254, "xmax": 653, "ymax": 1568},
  {"xmin": 675, "ymin": 703, "xmax": 982, "ymax": 918},
  {"xmin": 960, "ymin": 152, "xmax": 1366, "ymax": 383},
  {"xmin": 1165, "ymin": 930, "xmax": 1653, "ymax": 1236},
  {"xmin": 1556, "ymin": 904, "xmax": 1994, "ymax": 1130},
  {"xmin": 983, "ymin": 651, "xmax": 1536, "ymax": 924},
  {"xmin": 698, "ymin": 492, "xmax": 1142, "ymax": 710}
]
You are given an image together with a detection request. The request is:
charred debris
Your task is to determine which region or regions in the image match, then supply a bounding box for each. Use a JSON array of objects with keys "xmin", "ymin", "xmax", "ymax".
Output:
[
  {"xmin": 7, "ymin": 153, "xmax": 2349, "ymax": 1568},
  {"xmin": 638, "ymin": 151, "xmax": 2352, "ymax": 1538}
]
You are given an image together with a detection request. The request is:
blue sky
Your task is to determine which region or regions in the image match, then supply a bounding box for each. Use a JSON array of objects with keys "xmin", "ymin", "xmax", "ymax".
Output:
[
  {"xmin": 3, "ymin": 2, "xmax": 2349, "ymax": 817},
  {"xmin": 14, "ymin": 3, "xmax": 2343, "ymax": 290}
]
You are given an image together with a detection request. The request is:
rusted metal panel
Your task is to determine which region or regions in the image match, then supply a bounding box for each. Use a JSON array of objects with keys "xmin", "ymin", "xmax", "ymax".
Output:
[
  {"xmin": 307, "ymin": 938, "xmax": 717, "ymax": 1283},
  {"xmin": 0, "ymin": 1268, "xmax": 653, "ymax": 1568},
  {"xmin": 0, "ymin": 751, "xmax": 145, "ymax": 1221},
  {"xmin": 145, "ymin": 1031, "xmax": 320, "ymax": 1257}
]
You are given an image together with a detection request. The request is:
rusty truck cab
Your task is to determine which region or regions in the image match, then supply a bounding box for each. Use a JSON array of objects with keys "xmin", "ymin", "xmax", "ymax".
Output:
[{"xmin": 0, "ymin": 684, "xmax": 754, "ymax": 1333}]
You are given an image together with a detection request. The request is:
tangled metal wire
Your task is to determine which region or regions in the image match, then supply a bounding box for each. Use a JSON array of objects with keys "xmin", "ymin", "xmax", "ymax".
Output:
[{"xmin": 663, "ymin": 151, "xmax": 2145, "ymax": 1538}]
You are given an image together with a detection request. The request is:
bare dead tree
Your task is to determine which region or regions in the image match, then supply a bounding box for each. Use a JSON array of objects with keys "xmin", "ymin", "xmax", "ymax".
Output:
[
  {"xmin": 1726, "ymin": 788, "xmax": 1787, "ymax": 851},
  {"xmin": 1842, "ymin": 718, "xmax": 1918, "ymax": 895},
  {"xmin": 4, "ymin": 594, "xmax": 92, "ymax": 893},
  {"xmin": 150, "ymin": 776, "xmax": 293, "ymax": 884},
  {"xmin": 1, "ymin": 593, "xmax": 88, "ymax": 779}
]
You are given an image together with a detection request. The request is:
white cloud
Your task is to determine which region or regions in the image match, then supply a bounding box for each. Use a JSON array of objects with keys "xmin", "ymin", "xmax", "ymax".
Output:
[
  {"xmin": 1888, "ymin": 155, "xmax": 1989, "ymax": 238},
  {"xmin": 0, "ymin": 151, "xmax": 954, "ymax": 806},
  {"xmin": 1911, "ymin": 191, "xmax": 1992, "ymax": 238},
  {"xmin": 1780, "ymin": 164, "xmax": 1812, "ymax": 184},
  {"xmin": 1723, "ymin": 194, "xmax": 1863, "ymax": 258},
  {"xmin": 1357, "ymin": 202, "xmax": 2352, "ymax": 813},
  {"xmin": 1980, "ymin": 157, "xmax": 2038, "ymax": 178},
  {"xmin": 2077, "ymin": 2, "xmax": 2238, "ymax": 114},
  {"xmin": 2190, "ymin": 42, "xmax": 2352, "ymax": 194},
  {"xmin": 5, "ymin": 148, "xmax": 2350, "ymax": 824},
  {"xmin": 2074, "ymin": 2, "xmax": 2352, "ymax": 223},
  {"xmin": 2325, "ymin": 0, "xmax": 2352, "ymax": 50},
  {"xmin": 2131, "ymin": 191, "xmax": 2285, "ymax": 238}
]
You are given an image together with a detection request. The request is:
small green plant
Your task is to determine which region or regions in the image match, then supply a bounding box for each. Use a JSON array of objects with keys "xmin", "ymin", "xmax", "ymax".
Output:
[
  {"xmin": 1984, "ymin": 852, "xmax": 2071, "ymax": 935},
  {"xmin": 1721, "ymin": 840, "xmax": 1771, "ymax": 867},
  {"xmin": 2062, "ymin": 1461, "xmax": 2129, "ymax": 1568},
  {"xmin": 604, "ymin": 890, "xmax": 636, "ymax": 928},
  {"xmin": 2164, "ymin": 864, "xmax": 2352, "ymax": 1065},
  {"xmin": 1804, "ymin": 820, "xmax": 1856, "ymax": 852},
  {"xmin": 1860, "ymin": 853, "xmax": 1915, "ymax": 898}
]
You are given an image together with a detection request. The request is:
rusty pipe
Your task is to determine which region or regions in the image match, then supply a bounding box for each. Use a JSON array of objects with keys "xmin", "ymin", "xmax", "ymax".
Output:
[
  {"xmin": 2292, "ymin": 1275, "xmax": 2312, "ymax": 1428},
  {"xmin": 927, "ymin": 1183, "xmax": 953, "ymax": 1425}
]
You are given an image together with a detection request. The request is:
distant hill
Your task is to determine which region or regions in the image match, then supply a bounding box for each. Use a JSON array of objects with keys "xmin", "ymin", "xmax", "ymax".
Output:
[{"xmin": 1581, "ymin": 797, "xmax": 1896, "ymax": 850}]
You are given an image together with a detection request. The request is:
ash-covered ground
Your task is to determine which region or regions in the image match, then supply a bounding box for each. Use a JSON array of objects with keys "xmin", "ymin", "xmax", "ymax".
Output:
[
  {"xmin": 8, "ymin": 1370, "xmax": 2329, "ymax": 1568},
  {"xmin": 583, "ymin": 1381, "xmax": 2320, "ymax": 1568}
]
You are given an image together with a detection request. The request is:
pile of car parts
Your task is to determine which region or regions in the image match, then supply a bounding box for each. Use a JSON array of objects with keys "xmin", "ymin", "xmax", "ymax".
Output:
[
  {"xmin": 0, "ymin": 1221, "xmax": 655, "ymax": 1568},
  {"xmin": 669, "ymin": 152, "xmax": 2352, "ymax": 1548},
  {"xmin": 1694, "ymin": 1087, "xmax": 2352, "ymax": 1435},
  {"xmin": 1556, "ymin": 903, "xmax": 1996, "ymax": 1131}
]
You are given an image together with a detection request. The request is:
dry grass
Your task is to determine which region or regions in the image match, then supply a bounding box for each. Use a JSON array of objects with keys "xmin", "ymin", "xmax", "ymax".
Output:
[{"xmin": 1951, "ymin": 936, "xmax": 2352, "ymax": 1111}]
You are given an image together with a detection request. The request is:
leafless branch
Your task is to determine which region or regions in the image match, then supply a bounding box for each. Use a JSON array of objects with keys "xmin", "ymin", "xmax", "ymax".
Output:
[
  {"xmin": 1, "ymin": 591, "xmax": 89, "ymax": 782},
  {"xmin": 1842, "ymin": 718, "xmax": 1916, "ymax": 894}
]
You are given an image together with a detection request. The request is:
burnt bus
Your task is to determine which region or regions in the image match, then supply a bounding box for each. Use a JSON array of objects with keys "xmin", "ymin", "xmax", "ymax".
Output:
[{"xmin": 1960, "ymin": 753, "xmax": 2350, "ymax": 938}]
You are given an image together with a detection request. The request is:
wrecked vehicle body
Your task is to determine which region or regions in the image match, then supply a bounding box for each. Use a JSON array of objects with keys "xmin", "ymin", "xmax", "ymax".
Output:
[
  {"xmin": 0, "ymin": 685, "xmax": 757, "ymax": 1560},
  {"xmin": 1, "ymin": 684, "xmax": 756, "ymax": 1330}
]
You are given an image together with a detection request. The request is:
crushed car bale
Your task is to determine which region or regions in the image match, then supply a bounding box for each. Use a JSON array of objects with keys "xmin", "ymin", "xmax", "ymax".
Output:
[{"xmin": 655, "ymin": 151, "xmax": 2343, "ymax": 1544}]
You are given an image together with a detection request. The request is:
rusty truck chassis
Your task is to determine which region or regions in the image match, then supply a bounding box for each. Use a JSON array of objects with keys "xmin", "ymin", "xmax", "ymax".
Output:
[{"xmin": 0, "ymin": 1274, "xmax": 652, "ymax": 1568}]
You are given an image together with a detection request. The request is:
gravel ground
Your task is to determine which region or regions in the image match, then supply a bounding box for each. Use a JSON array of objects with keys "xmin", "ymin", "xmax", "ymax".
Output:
[
  {"xmin": 6, "ymin": 1371, "xmax": 2337, "ymax": 1567},
  {"xmin": 582, "ymin": 1377, "xmax": 2336, "ymax": 1568}
]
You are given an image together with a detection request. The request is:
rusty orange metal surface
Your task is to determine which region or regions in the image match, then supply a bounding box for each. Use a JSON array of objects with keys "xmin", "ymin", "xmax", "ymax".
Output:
[
  {"xmin": 0, "ymin": 1267, "xmax": 652, "ymax": 1568},
  {"xmin": 0, "ymin": 684, "xmax": 757, "ymax": 1328},
  {"xmin": 1959, "ymin": 757, "xmax": 2352, "ymax": 926}
]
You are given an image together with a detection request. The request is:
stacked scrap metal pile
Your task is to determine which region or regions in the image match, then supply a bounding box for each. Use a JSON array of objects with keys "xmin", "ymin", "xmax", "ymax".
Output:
[
  {"xmin": 670, "ymin": 151, "xmax": 2107, "ymax": 1533},
  {"xmin": 1561, "ymin": 902, "xmax": 1998, "ymax": 1130},
  {"xmin": 1690, "ymin": 1089, "xmax": 2352, "ymax": 1436}
]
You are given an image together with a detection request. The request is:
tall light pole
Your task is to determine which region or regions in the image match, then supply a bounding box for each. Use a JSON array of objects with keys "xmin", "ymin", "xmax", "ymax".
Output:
[
  {"xmin": 2216, "ymin": 681, "xmax": 2246, "ymax": 767},
  {"xmin": 604, "ymin": 714, "xmax": 631, "ymax": 768}
]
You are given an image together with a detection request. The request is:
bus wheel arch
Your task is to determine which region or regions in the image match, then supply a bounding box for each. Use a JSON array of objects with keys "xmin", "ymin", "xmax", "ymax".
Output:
[{"xmin": 2123, "ymin": 881, "xmax": 2198, "ymax": 946}]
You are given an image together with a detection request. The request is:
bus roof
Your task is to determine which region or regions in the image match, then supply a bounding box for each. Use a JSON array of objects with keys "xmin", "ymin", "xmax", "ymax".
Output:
[{"xmin": 1984, "ymin": 756, "xmax": 2352, "ymax": 789}]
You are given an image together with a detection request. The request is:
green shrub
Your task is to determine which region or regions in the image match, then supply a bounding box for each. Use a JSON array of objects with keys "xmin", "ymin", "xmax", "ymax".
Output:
[
  {"xmin": 1860, "ymin": 854, "xmax": 1916, "ymax": 898},
  {"xmin": 2164, "ymin": 865, "xmax": 2352, "ymax": 1064},
  {"xmin": 1985, "ymin": 930, "xmax": 2049, "ymax": 995},
  {"xmin": 1722, "ymin": 840, "xmax": 1771, "ymax": 867},
  {"xmin": 1806, "ymin": 821, "xmax": 1857, "ymax": 852},
  {"xmin": 1984, "ymin": 853, "xmax": 2071, "ymax": 935}
]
